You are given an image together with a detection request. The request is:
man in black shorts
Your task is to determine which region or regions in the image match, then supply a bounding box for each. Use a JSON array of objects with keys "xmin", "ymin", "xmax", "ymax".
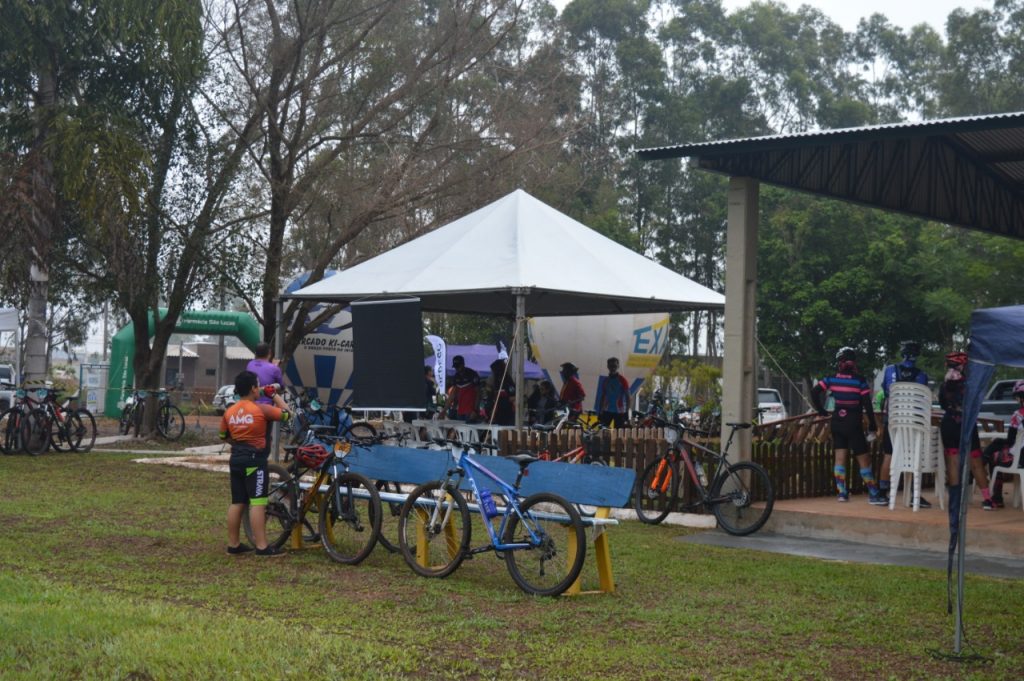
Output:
[{"xmin": 220, "ymin": 370, "xmax": 291, "ymax": 556}]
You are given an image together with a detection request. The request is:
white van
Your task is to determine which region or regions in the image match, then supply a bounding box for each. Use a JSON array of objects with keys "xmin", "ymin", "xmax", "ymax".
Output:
[{"xmin": 757, "ymin": 388, "xmax": 787, "ymax": 423}]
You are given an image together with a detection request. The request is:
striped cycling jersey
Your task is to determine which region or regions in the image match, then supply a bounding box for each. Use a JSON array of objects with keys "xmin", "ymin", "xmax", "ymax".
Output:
[{"xmin": 818, "ymin": 373, "xmax": 870, "ymax": 411}]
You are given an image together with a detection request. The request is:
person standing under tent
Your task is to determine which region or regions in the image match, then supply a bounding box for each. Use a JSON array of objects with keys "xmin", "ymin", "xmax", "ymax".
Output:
[
  {"xmin": 485, "ymin": 358, "xmax": 516, "ymax": 426},
  {"xmin": 811, "ymin": 347, "xmax": 885, "ymax": 504},
  {"xmin": 878, "ymin": 341, "xmax": 932, "ymax": 508},
  {"xmin": 939, "ymin": 351, "xmax": 994, "ymax": 510},
  {"xmin": 527, "ymin": 380, "xmax": 559, "ymax": 425},
  {"xmin": 247, "ymin": 342, "xmax": 283, "ymax": 406},
  {"xmin": 558, "ymin": 362, "xmax": 586, "ymax": 420},
  {"xmin": 595, "ymin": 357, "xmax": 630, "ymax": 429},
  {"xmin": 448, "ymin": 355, "xmax": 481, "ymax": 421}
]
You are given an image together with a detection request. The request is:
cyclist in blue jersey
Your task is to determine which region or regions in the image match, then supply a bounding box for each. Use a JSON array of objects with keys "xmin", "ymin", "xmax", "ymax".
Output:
[
  {"xmin": 878, "ymin": 341, "xmax": 931, "ymax": 507},
  {"xmin": 595, "ymin": 357, "xmax": 630, "ymax": 428},
  {"xmin": 811, "ymin": 347, "xmax": 883, "ymax": 504}
]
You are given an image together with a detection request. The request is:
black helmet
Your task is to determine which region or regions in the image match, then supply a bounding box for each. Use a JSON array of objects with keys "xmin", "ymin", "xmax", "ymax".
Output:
[
  {"xmin": 835, "ymin": 346, "xmax": 856, "ymax": 362},
  {"xmin": 900, "ymin": 341, "xmax": 920, "ymax": 361}
]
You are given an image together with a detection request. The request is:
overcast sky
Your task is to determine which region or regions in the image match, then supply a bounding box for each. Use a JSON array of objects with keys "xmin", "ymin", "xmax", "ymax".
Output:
[
  {"xmin": 551, "ymin": 0, "xmax": 994, "ymax": 34},
  {"xmin": 720, "ymin": 0, "xmax": 992, "ymax": 33}
]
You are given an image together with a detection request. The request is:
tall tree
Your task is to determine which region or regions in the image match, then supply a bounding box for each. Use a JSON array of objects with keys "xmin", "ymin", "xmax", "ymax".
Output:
[{"xmin": 209, "ymin": 0, "xmax": 578, "ymax": 365}]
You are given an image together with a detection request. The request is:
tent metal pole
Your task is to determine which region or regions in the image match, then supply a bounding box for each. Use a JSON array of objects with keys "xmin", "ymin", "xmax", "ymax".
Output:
[
  {"xmin": 271, "ymin": 297, "xmax": 285, "ymax": 462},
  {"xmin": 954, "ymin": 455, "xmax": 970, "ymax": 654},
  {"xmin": 513, "ymin": 292, "xmax": 526, "ymax": 429}
]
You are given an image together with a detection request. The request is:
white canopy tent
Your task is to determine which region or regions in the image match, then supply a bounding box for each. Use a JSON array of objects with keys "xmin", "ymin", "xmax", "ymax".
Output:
[
  {"xmin": 0, "ymin": 308, "xmax": 21, "ymax": 383},
  {"xmin": 286, "ymin": 189, "xmax": 725, "ymax": 424}
]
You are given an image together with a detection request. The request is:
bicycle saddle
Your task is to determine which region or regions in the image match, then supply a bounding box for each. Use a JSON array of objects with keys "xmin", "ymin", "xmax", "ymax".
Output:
[{"xmin": 508, "ymin": 452, "xmax": 539, "ymax": 468}]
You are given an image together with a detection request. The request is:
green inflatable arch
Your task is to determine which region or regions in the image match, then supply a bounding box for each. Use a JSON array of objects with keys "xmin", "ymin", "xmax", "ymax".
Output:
[{"xmin": 104, "ymin": 309, "xmax": 262, "ymax": 417}]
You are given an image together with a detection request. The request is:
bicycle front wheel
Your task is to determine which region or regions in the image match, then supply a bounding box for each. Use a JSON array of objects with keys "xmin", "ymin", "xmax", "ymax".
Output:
[
  {"xmin": 71, "ymin": 409, "xmax": 97, "ymax": 453},
  {"xmin": 634, "ymin": 456, "xmax": 679, "ymax": 524},
  {"xmin": 319, "ymin": 472, "xmax": 382, "ymax": 564},
  {"xmin": 22, "ymin": 409, "xmax": 51, "ymax": 455},
  {"xmin": 158, "ymin": 404, "xmax": 185, "ymax": 440},
  {"xmin": 398, "ymin": 481, "xmax": 470, "ymax": 578},
  {"xmin": 504, "ymin": 492, "xmax": 585, "ymax": 596},
  {"xmin": 119, "ymin": 404, "xmax": 134, "ymax": 435},
  {"xmin": 49, "ymin": 413, "xmax": 73, "ymax": 452},
  {"xmin": 709, "ymin": 461, "xmax": 774, "ymax": 536},
  {"xmin": 242, "ymin": 463, "xmax": 296, "ymax": 549}
]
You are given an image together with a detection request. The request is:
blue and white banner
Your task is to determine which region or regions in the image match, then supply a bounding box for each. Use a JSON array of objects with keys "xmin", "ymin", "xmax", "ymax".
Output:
[{"xmin": 426, "ymin": 334, "xmax": 446, "ymax": 396}]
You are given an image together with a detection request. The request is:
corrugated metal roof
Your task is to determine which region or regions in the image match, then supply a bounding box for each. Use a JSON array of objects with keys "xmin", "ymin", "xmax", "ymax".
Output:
[
  {"xmin": 637, "ymin": 111, "xmax": 1024, "ymax": 239},
  {"xmin": 636, "ymin": 111, "xmax": 1024, "ymax": 158}
]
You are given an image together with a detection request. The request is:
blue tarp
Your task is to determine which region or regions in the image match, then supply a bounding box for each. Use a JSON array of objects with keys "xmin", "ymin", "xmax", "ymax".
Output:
[
  {"xmin": 949, "ymin": 305, "xmax": 1024, "ymax": 651},
  {"xmin": 425, "ymin": 343, "xmax": 545, "ymax": 379}
]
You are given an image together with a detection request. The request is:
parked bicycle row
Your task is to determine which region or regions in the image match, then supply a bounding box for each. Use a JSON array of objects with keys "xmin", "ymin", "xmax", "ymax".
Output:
[
  {"xmin": 0, "ymin": 386, "xmax": 97, "ymax": 455},
  {"xmin": 223, "ymin": 380, "xmax": 774, "ymax": 596}
]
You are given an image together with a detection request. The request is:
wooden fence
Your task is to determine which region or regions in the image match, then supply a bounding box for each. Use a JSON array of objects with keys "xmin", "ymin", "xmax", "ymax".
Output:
[{"xmin": 497, "ymin": 411, "xmax": 1005, "ymax": 503}]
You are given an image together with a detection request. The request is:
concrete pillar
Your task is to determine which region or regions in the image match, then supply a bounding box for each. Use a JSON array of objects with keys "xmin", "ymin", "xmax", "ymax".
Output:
[{"xmin": 721, "ymin": 177, "xmax": 759, "ymax": 460}]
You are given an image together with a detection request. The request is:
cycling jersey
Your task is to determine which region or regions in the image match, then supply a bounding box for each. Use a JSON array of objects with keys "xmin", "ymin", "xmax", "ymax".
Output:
[
  {"xmin": 220, "ymin": 400, "xmax": 288, "ymax": 456},
  {"xmin": 450, "ymin": 367, "xmax": 481, "ymax": 418},
  {"xmin": 559, "ymin": 376, "xmax": 586, "ymax": 414},
  {"xmin": 812, "ymin": 373, "xmax": 874, "ymax": 418},
  {"xmin": 595, "ymin": 373, "xmax": 630, "ymax": 414}
]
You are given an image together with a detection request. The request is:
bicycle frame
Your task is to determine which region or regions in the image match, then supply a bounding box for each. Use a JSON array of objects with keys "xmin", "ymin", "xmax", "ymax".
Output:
[
  {"xmin": 651, "ymin": 426, "xmax": 742, "ymax": 508},
  {"xmin": 441, "ymin": 446, "xmax": 545, "ymax": 553}
]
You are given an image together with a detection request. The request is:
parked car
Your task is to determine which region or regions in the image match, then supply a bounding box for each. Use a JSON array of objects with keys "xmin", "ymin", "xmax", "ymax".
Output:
[
  {"xmin": 213, "ymin": 384, "xmax": 238, "ymax": 415},
  {"xmin": 757, "ymin": 388, "xmax": 788, "ymax": 423},
  {"xmin": 0, "ymin": 363, "xmax": 15, "ymax": 410},
  {"xmin": 977, "ymin": 379, "xmax": 1024, "ymax": 428}
]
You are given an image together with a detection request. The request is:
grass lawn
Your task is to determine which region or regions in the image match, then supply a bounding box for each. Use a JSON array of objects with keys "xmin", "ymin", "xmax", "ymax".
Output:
[{"xmin": 0, "ymin": 452, "xmax": 1020, "ymax": 680}]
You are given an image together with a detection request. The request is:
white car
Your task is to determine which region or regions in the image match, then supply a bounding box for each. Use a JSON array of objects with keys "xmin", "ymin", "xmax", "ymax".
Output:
[
  {"xmin": 213, "ymin": 384, "xmax": 238, "ymax": 415},
  {"xmin": 757, "ymin": 388, "xmax": 788, "ymax": 423}
]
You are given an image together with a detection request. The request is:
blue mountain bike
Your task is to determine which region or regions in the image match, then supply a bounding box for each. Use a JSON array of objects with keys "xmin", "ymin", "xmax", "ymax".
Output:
[{"xmin": 396, "ymin": 440, "xmax": 586, "ymax": 596}]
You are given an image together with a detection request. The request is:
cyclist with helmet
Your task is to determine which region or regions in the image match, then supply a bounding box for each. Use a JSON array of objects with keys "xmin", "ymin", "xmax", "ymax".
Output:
[
  {"xmin": 878, "ymin": 341, "xmax": 931, "ymax": 507},
  {"xmin": 939, "ymin": 351, "xmax": 993, "ymax": 510},
  {"xmin": 220, "ymin": 370, "xmax": 292, "ymax": 556},
  {"xmin": 558, "ymin": 361, "xmax": 586, "ymax": 419},
  {"xmin": 811, "ymin": 347, "xmax": 884, "ymax": 503},
  {"xmin": 983, "ymin": 379, "xmax": 1024, "ymax": 507}
]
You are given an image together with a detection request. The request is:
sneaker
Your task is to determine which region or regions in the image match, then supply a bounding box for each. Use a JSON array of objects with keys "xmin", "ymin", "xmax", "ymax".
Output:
[
  {"xmin": 255, "ymin": 545, "xmax": 286, "ymax": 557},
  {"xmin": 981, "ymin": 499, "xmax": 995, "ymax": 511},
  {"xmin": 993, "ymin": 495, "xmax": 1005, "ymax": 509},
  {"xmin": 868, "ymin": 494, "xmax": 888, "ymax": 506},
  {"xmin": 916, "ymin": 496, "xmax": 932, "ymax": 509},
  {"xmin": 837, "ymin": 493, "xmax": 849, "ymax": 502},
  {"xmin": 227, "ymin": 543, "xmax": 254, "ymax": 555}
]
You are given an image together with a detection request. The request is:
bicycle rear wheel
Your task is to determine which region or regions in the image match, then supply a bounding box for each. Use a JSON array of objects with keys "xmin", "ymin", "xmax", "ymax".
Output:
[
  {"xmin": 374, "ymin": 479, "xmax": 403, "ymax": 553},
  {"xmin": 634, "ymin": 456, "xmax": 679, "ymax": 524},
  {"xmin": 71, "ymin": 409, "xmax": 97, "ymax": 453},
  {"xmin": 119, "ymin": 404, "xmax": 135, "ymax": 435},
  {"xmin": 398, "ymin": 481, "xmax": 470, "ymax": 578},
  {"xmin": 242, "ymin": 463, "xmax": 296, "ymax": 549},
  {"xmin": 0, "ymin": 408, "xmax": 23, "ymax": 454},
  {"xmin": 709, "ymin": 461, "xmax": 774, "ymax": 536},
  {"xmin": 158, "ymin": 404, "xmax": 185, "ymax": 441},
  {"xmin": 319, "ymin": 472, "xmax": 382, "ymax": 564},
  {"xmin": 504, "ymin": 492, "xmax": 586, "ymax": 596},
  {"xmin": 343, "ymin": 421, "xmax": 377, "ymax": 445}
]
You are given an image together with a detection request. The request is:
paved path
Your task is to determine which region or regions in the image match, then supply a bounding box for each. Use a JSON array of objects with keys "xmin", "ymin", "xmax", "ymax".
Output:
[{"xmin": 679, "ymin": 530, "xmax": 1024, "ymax": 580}]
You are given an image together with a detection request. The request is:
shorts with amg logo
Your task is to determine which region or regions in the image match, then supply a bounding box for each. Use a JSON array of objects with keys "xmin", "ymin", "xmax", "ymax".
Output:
[{"xmin": 229, "ymin": 445, "xmax": 269, "ymax": 505}]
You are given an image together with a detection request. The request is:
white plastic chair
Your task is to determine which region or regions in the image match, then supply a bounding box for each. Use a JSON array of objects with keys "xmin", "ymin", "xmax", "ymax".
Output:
[
  {"xmin": 988, "ymin": 436, "xmax": 1024, "ymax": 511},
  {"xmin": 887, "ymin": 383, "xmax": 943, "ymax": 511}
]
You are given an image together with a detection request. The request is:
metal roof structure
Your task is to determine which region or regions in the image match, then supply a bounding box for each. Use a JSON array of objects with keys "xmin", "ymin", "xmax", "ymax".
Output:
[{"xmin": 637, "ymin": 111, "xmax": 1024, "ymax": 240}]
